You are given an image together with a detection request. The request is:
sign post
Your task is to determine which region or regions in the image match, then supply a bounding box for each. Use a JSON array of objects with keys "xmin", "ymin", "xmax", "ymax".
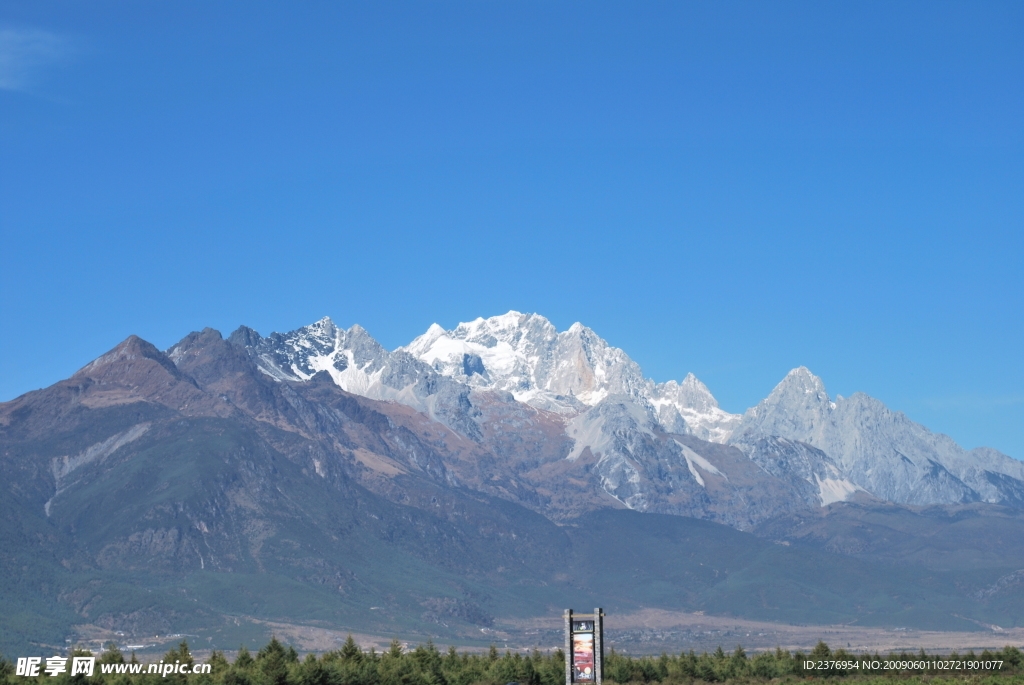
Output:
[{"xmin": 564, "ymin": 608, "xmax": 604, "ymax": 685}]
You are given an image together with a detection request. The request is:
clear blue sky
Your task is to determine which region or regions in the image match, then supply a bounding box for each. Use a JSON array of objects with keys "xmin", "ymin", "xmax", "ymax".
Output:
[{"xmin": 2, "ymin": 2, "xmax": 1022, "ymax": 457}]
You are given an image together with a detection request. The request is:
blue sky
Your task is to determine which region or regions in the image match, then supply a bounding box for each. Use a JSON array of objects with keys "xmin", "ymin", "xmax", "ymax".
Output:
[{"xmin": 2, "ymin": 2, "xmax": 1022, "ymax": 457}]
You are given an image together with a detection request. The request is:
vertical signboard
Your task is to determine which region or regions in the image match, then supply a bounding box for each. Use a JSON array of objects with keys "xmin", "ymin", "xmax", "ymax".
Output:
[{"xmin": 564, "ymin": 608, "xmax": 604, "ymax": 685}]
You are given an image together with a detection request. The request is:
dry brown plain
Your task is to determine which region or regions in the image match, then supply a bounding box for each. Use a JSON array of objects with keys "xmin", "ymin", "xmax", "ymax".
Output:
[{"xmin": 69, "ymin": 609, "xmax": 1024, "ymax": 663}]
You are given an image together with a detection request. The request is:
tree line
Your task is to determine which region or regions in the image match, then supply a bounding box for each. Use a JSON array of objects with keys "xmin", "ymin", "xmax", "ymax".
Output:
[{"xmin": 3, "ymin": 636, "xmax": 1024, "ymax": 685}]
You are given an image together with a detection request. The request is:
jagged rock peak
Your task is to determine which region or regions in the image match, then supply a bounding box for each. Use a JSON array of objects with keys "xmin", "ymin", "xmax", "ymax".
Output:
[
  {"xmin": 228, "ymin": 325, "xmax": 262, "ymax": 348},
  {"xmin": 306, "ymin": 316, "xmax": 337, "ymax": 335},
  {"xmin": 75, "ymin": 335, "xmax": 184, "ymax": 381},
  {"xmin": 650, "ymin": 372, "xmax": 741, "ymax": 443},
  {"xmin": 656, "ymin": 373, "xmax": 720, "ymax": 412},
  {"xmin": 746, "ymin": 367, "xmax": 832, "ymax": 419},
  {"xmin": 220, "ymin": 318, "xmax": 486, "ymax": 440},
  {"xmin": 225, "ymin": 317, "xmax": 390, "ymax": 386},
  {"xmin": 737, "ymin": 367, "xmax": 833, "ymax": 440}
]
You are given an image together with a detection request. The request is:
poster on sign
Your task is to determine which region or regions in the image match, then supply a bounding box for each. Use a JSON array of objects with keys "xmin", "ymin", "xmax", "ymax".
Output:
[
  {"xmin": 573, "ymin": 632, "xmax": 595, "ymax": 681},
  {"xmin": 565, "ymin": 608, "xmax": 604, "ymax": 685}
]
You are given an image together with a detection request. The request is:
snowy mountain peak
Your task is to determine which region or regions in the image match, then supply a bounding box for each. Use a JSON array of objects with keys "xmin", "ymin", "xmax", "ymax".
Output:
[
  {"xmin": 400, "ymin": 311, "xmax": 742, "ymax": 440},
  {"xmin": 776, "ymin": 366, "xmax": 829, "ymax": 397},
  {"xmin": 664, "ymin": 373, "xmax": 720, "ymax": 411},
  {"xmin": 400, "ymin": 311, "xmax": 637, "ymax": 411},
  {"xmin": 650, "ymin": 373, "xmax": 740, "ymax": 443}
]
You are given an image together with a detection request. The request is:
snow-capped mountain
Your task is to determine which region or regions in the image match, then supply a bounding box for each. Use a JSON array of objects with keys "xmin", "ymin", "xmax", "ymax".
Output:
[
  {"xmin": 227, "ymin": 317, "xmax": 487, "ymax": 440},
  {"xmin": 401, "ymin": 311, "xmax": 738, "ymax": 439},
  {"xmin": 227, "ymin": 311, "xmax": 1023, "ymax": 517},
  {"xmin": 730, "ymin": 367, "xmax": 1024, "ymax": 506},
  {"xmin": 225, "ymin": 313, "xmax": 799, "ymax": 525},
  {"xmin": 400, "ymin": 312, "xmax": 647, "ymax": 410}
]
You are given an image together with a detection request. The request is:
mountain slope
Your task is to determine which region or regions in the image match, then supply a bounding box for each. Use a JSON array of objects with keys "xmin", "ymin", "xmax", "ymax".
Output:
[{"xmin": 0, "ymin": 333, "xmax": 581, "ymax": 652}]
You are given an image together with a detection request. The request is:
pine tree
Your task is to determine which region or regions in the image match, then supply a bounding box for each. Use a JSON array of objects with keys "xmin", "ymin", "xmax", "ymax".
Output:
[
  {"xmin": 751, "ymin": 652, "xmax": 776, "ymax": 678},
  {"xmin": 208, "ymin": 651, "xmax": 230, "ymax": 674},
  {"xmin": 341, "ymin": 635, "xmax": 363, "ymax": 663},
  {"xmin": 729, "ymin": 646, "xmax": 747, "ymax": 677},
  {"xmin": 299, "ymin": 653, "xmax": 331, "ymax": 685},
  {"xmin": 257, "ymin": 638, "xmax": 289, "ymax": 685},
  {"xmin": 680, "ymin": 650, "xmax": 697, "ymax": 678},
  {"xmin": 810, "ymin": 641, "xmax": 831, "ymax": 661},
  {"xmin": 235, "ymin": 646, "xmax": 254, "ymax": 669},
  {"xmin": 696, "ymin": 652, "xmax": 718, "ymax": 683}
]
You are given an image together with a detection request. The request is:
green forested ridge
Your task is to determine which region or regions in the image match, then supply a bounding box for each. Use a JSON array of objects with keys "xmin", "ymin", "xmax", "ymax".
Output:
[{"xmin": 4, "ymin": 638, "xmax": 1024, "ymax": 685}]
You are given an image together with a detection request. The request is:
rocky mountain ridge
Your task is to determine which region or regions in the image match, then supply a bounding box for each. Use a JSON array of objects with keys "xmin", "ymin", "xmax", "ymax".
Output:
[{"xmin": 234, "ymin": 311, "xmax": 1023, "ymax": 513}]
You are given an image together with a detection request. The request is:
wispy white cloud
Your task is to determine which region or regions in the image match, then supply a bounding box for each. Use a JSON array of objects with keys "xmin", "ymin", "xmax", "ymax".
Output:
[{"xmin": 0, "ymin": 27, "xmax": 74, "ymax": 91}]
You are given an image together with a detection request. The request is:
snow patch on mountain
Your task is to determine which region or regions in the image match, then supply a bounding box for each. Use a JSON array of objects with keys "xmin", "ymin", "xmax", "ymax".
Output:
[
  {"xmin": 815, "ymin": 475, "xmax": 864, "ymax": 506},
  {"xmin": 675, "ymin": 440, "xmax": 725, "ymax": 487}
]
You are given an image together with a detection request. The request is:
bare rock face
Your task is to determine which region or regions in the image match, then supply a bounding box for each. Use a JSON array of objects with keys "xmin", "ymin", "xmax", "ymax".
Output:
[{"xmin": 730, "ymin": 435, "xmax": 863, "ymax": 508}]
